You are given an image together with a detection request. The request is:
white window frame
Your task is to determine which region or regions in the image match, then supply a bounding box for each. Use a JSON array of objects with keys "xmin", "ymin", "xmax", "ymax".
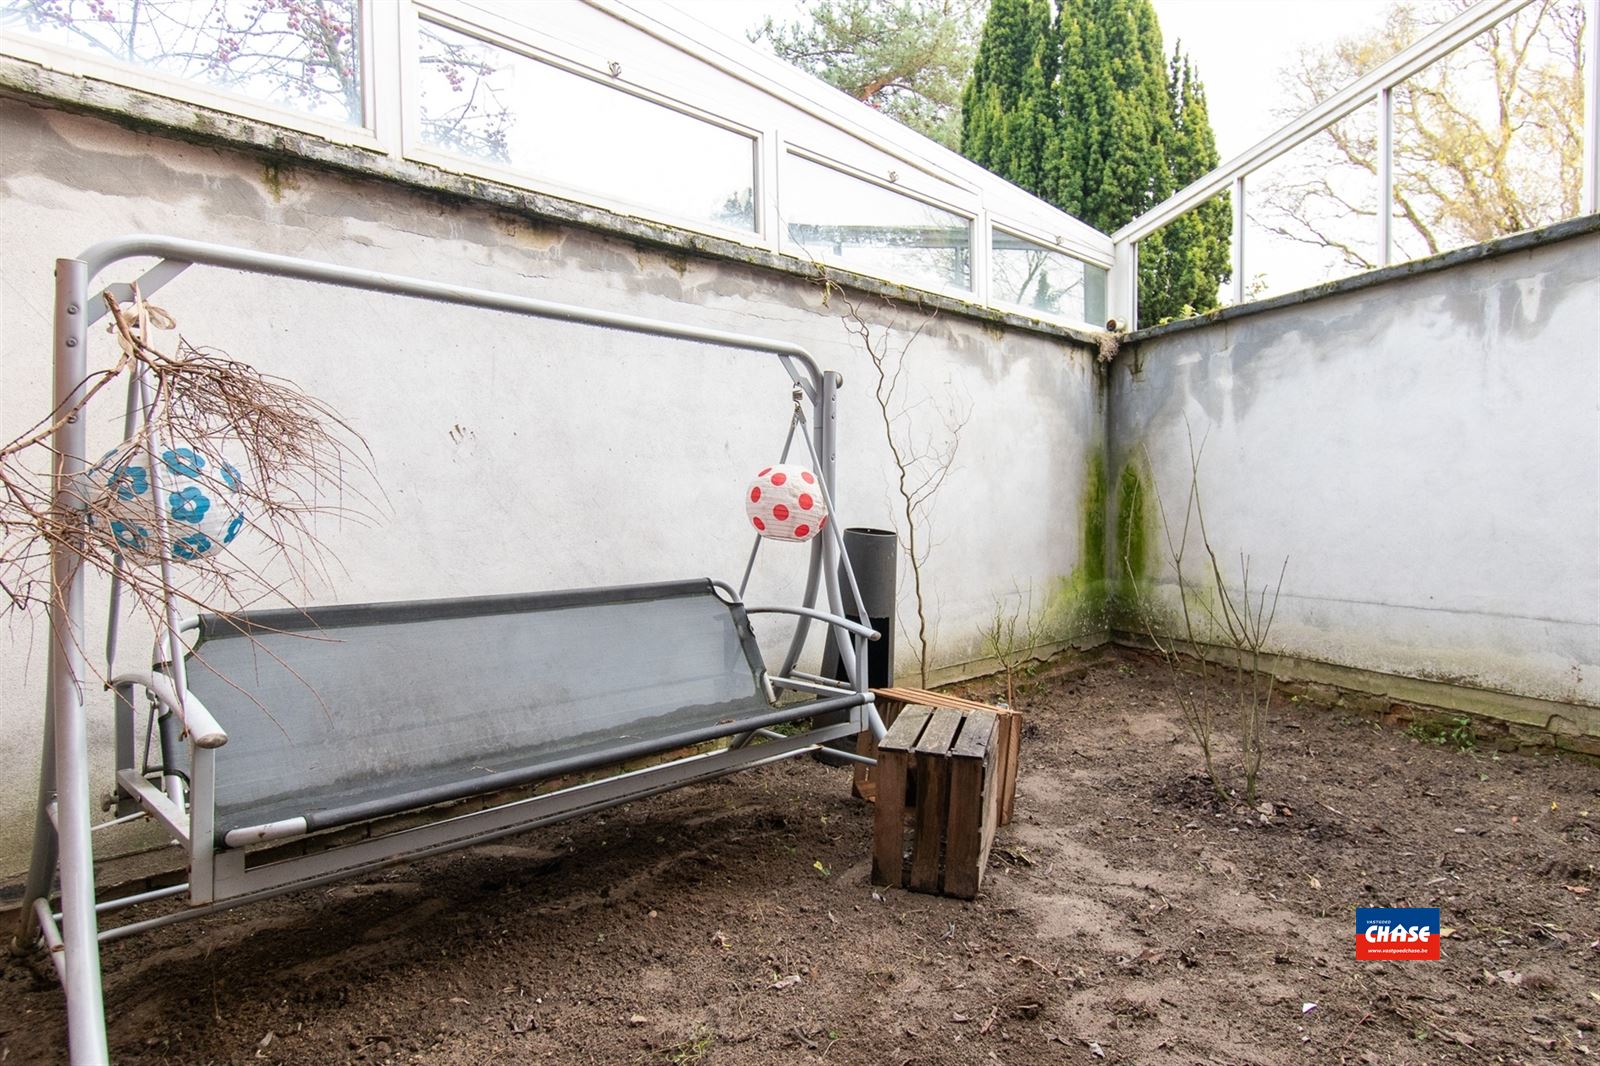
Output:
[
  {"xmin": 402, "ymin": 3, "xmax": 765, "ymax": 245},
  {"xmin": 780, "ymin": 145, "xmax": 980, "ymax": 301},
  {"xmin": 0, "ymin": 0, "xmax": 1121, "ymax": 328},
  {"xmin": 0, "ymin": 0, "xmax": 380, "ymax": 149},
  {"xmin": 989, "ymin": 221, "xmax": 1111, "ymax": 329}
]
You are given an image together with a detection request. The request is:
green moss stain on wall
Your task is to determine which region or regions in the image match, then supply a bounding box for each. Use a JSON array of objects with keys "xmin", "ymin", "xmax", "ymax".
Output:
[
  {"xmin": 261, "ymin": 161, "xmax": 298, "ymax": 202},
  {"xmin": 1082, "ymin": 452, "xmax": 1107, "ymax": 588},
  {"xmin": 1110, "ymin": 455, "xmax": 1155, "ymax": 628},
  {"xmin": 1041, "ymin": 452, "xmax": 1110, "ymax": 639}
]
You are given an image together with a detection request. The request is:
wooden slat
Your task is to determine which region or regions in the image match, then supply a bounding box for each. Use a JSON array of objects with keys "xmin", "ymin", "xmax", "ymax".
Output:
[
  {"xmin": 998, "ymin": 712, "xmax": 1022, "ymax": 825},
  {"xmin": 943, "ymin": 712, "xmax": 997, "ymax": 899},
  {"xmin": 873, "ymin": 687, "xmax": 1000, "ymax": 714},
  {"xmin": 871, "ymin": 706, "xmax": 927, "ymax": 887},
  {"xmin": 871, "ymin": 743, "xmax": 910, "ymax": 887},
  {"xmin": 914, "ymin": 707, "xmax": 962, "ymax": 757},
  {"xmin": 880, "ymin": 706, "xmax": 930, "ymax": 754},
  {"xmin": 943, "ymin": 752, "xmax": 984, "ymax": 899},
  {"xmin": 949, "ymin": 710, "xmax": 997, "ymax": 758},
  {"xmin": 978, "ymin": 740, "xmax": 1001, "ymax": 874},
  {"xmin": 908, "ymin": 709, "xmax": 962, "ymax": 892},
  {"xmin": 853, "ymin": 700, "xmax": 907, "ymax": 802}
]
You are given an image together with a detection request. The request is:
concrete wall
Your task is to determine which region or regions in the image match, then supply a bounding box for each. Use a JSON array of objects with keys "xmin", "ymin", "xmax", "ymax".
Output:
[
  {"xmin": 5, "ymin": 78, "xmax": 1595, "ymax": 885},
  {"xmin": 0, "ymin": 96, "xmax": 1107, "ymax": 878},
  {"xmin": 1110, "ymin": 223, "xmax": 1600, "ymax": 732}
]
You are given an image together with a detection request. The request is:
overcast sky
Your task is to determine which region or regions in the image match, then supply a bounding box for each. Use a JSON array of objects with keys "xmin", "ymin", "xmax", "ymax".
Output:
[{"xmin": 669, "ymin": 0, "xmax": 1397, "ymax": 162}]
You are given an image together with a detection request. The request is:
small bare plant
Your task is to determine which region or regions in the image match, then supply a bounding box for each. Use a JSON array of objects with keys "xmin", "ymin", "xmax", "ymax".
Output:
[
  {"xmin": 980, "ymin": 584, "xmax": 1045, "ymax": 707},
  {"xmin": 820, "ymin": 278, "xmax": 969, "ymax": 687},
  {"xmin": 0, "ymin": 287, "xmax": 376, "ymax": 639},
  {"xmin": 1126, "ymin": 425, "xmax": 1286, "ymax": 806}
]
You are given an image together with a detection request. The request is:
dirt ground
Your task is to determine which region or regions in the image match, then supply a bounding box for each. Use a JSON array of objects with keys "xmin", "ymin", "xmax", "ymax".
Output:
[{"xmin": 3, "ymin": 649, "xmax": 1598, "ymax": 1064}]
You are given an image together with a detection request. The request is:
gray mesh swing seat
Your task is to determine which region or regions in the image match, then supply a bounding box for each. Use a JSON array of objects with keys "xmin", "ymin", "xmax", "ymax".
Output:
[
  {"xmin": 21, "ymin": 234, "xmax": 885, "ymax": 1065},
  {"xmin": 191, "ymin": 580, "xmax": 871, "ymax": 848}
]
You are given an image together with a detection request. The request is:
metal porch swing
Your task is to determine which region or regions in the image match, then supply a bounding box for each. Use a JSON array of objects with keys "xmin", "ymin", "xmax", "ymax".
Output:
[{"xmin": 14, "ymin": 234, "xmax": 887, "ymax": 1064}]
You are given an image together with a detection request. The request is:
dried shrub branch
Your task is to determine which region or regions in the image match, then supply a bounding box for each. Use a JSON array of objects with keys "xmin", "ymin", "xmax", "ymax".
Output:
[
  {"xmin": 822, "ymin": 278, "xmax": 969, "ymax": 687},
  {"xmin": 1125, "ymin": 423, "xmax": 1287, "ymax": 805},
  {"xmin": 980, "ymin": 583, "xmax": 1045, "ymax": 708},
  {"xmin": 0, "ymin": 287, "xmax": 378, "ymax": 640}
]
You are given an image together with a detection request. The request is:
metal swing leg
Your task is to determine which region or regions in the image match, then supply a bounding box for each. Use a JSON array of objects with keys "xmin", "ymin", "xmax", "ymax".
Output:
[
  {"xmin": 13, "ymin": 258, "xmax": 112, "ymax": 1064},
  {"xmin": 14, "ymin": 694, "xmax": 58, "ymax": 956}
]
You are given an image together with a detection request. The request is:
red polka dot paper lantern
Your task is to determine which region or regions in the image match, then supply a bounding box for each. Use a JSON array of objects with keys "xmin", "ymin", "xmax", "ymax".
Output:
[{"xmin": 744, "ymin": 464, "xmax": 829, "ymax": 542}]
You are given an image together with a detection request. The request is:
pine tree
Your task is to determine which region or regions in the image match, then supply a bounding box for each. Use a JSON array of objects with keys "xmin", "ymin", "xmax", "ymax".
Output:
[
  {"xmin": 959, "ymin": 0, "xmax": 1056, "ymax": 198},
  {"xmin": 1140, "ymin": 48, "xmax": 1231, "ymax": 322},
  {"xmin": 754, "ymin": 0, "xmax": 986, "ymax": 150},
  {"xmin": 1053, "ymin": 0, "xmax": 1173, "ymax": 233},
  {"xmin": 960, "ymin": 0, "xmax": 1232, "ymax": 323}
]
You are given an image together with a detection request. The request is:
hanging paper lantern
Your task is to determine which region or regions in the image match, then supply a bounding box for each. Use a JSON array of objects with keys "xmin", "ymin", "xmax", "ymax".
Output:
[
  {"xmin": 83, "ymin": 441, "xmax": 247, "ymax": 563},
  {"xmin": 744, "ymin": 463, "xmax": 829, "ymax": 542}
]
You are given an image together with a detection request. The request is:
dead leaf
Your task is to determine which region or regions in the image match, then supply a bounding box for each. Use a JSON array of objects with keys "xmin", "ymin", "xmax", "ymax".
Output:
[
  {"xmin": 1439, "ymin": 927, "xmax": 1457, "ymax": 938},
  {"xmin": 1565, "ymin": 885, "xmax": 1592, "ymax": 895},
  {"xmin": 1120, "ymin": 947, "xmax": 1166, "ymax": 968},
  {"xmin": 771, "ymin": 974, "xmax": 803, "ymax": 991},
  {"xmin": 951, "ymin": 1012, "xmax": 971, "ymax": 1024}
]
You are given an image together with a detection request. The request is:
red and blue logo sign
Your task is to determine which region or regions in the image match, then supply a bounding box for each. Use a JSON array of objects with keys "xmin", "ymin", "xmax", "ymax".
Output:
[{"xmin": 1356, "ymin": 908, "xmax": 1440, "ymax": 960}]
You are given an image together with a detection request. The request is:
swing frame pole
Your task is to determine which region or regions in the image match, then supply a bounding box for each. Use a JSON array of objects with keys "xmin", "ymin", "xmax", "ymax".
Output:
[{"xmin": 14, "ymin": 257, "xmax": 111, "ymax": 1065}]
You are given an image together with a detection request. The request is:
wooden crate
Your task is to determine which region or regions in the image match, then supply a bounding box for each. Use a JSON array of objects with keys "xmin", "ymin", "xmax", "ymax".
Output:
[
  {"xmin": 871, "ymin": 706, "xmax": 1002, "ymax": 899},
  {"xmin": 856, "ymin": 687, "xmax": 1021, "ymax": 825}
]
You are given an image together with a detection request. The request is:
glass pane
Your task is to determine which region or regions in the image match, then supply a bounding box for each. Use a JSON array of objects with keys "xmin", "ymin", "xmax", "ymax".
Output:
[
  {"xmin": 1391, "ymin": 2, "xmax": 1586, "ymax": 260},
  {"xmin": 1136, "ymin": 189, "xmax": 1232, "ymax": 323},
  {"xmin": 991, "ymin": 231, "xmax": 1105, "ymax": 324},
  {"xmin": 416, "ymin": 21, "xmax": 756, "ymax": 232},
  {"xmin": 782, "ymin": 153, "xmax": 971, "ymax": 292},
  {"xmin": 0, "ymin": 0, "xmax": 362, "ymax": 124},
  {"xmin": 1245, "ymin": 102, "xmax": 1378, "ymax": 301}
]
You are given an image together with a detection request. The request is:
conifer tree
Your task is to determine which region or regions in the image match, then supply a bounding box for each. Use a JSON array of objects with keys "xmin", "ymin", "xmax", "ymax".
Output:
[
  {"xmin": 1139, "ymin": 48, "xmax": 1230, "ymax": 321},
  {"xmin": 960, "ymin": 0, "xmax": 1232, "ymax": 323},
  {"xmin": 959, "ymin": 0, "xmax": 1056, "ymax": 198}
]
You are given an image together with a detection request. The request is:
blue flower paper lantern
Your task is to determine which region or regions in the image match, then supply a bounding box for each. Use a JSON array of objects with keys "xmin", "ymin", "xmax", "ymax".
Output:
[{"xmin": 86, "ymin": 442, "xmax": 247, "ymax": 562}]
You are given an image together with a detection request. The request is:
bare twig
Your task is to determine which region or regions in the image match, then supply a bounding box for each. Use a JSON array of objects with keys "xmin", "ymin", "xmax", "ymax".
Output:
[
  {"xmin": 980, "ymin": 583, "xmax": 1045, "ymax": 706},
  {"xmin": 0, "ymin": 288, "xmax": 378, "ymax": 646},
  {"xmin": 821, "ymin": 278, "xmax": 968, "ymax": 687},
  {"xmin": 1123, "ymin": 423, "xmax": 1288, "ymax": 804}
]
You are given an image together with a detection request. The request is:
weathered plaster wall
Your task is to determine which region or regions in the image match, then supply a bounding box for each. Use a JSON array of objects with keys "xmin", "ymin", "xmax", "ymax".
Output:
[
  {"xmin": 1110, "ymin": 225, "xmax": 1600, "ymax": 732},
  {"xmin": 0, "ymin": 97, "xmax": 1106, "ymax": 877}
]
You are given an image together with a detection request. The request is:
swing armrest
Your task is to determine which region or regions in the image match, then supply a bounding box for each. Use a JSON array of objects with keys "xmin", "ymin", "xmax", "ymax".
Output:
[
  {"xmin": 745, "ymin": 605, "xmax": 879, "ymax": 640},
  {"xmin": 110, "ymin": 671, "xmax": 228, "ymax": 749}
]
